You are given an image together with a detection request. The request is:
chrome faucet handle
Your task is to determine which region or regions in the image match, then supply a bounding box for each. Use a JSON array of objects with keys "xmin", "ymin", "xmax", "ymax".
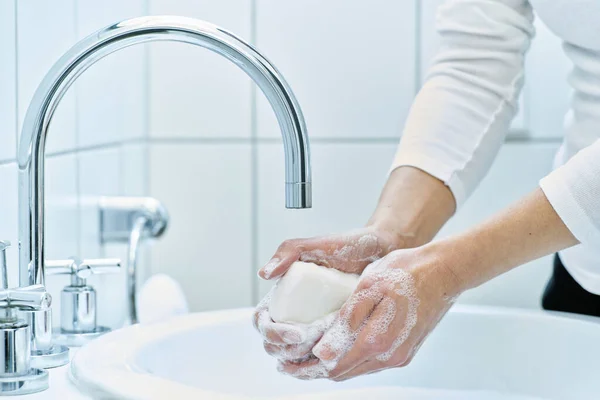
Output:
[
  {"xmin": 0, "ymin": 241, "xmax": 50, "ymax": 312},
  {"xmin": 0, "ymin": 282, "xmax": 50, "ymax": 395},
  {"xmin": 0, "ymin": 242, "xmax": 50, "ymax": 394},
  {"xmin": 47, "ymin": 257, "xmax": 121, "ymax": 347},
  {"xmin": 0, "ymin": 285, "xmax": 52, "ymax": 311},
  {"xmin": 46, "ymin": 257, "xmax": 121, "ymax": 285}
]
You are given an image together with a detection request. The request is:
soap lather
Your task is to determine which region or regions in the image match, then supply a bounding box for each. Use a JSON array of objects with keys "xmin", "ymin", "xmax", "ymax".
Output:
[{"xmin": 269, "ymin": 261, "xmax": 360, "ymax": 324}]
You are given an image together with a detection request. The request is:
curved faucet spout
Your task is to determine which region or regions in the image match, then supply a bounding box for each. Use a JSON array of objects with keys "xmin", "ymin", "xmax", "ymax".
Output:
[{"xmin": 17, "ymin": 16, "xmax": 312, "ymax": 287}]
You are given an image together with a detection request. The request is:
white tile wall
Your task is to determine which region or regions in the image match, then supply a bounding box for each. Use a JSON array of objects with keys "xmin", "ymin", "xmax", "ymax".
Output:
[
  {"xmin": 44, "ymin": 154, "xmax": 80, "ymax": 327},
  {"xmin": 148, "ymin": 0, "xmax": 252, "ymax": 138},
  {"xmin": 78, "ymin": 148, "xmax": 121, "ymax": 258},
  {"xmin": 147, "ymin": 143, "xmax": 253, "ymax": 310},
  {"xmin": 17, "ymin": 0, "xmax": 78, "ymax": 154},
  {"xmin": 256, "ymin": 142, "xmax": 397, "ymax": 297},
  {"xmin": 255, "ymin": 0, "xmax": 416, "ymax": 139},
  {"xmin": 0, "ymin": 0, "xmax": 16, "ymax": 162},
  {"xmin": 75, "ymin": 0, "xmax": 146, "ymax": 148},
  {"xmin": 44, "ymin": 154, "xmax": 80, "ymax": 260},
  {"xmin": 120, "ymin": 143, "xmax": 148, "ymax": 196},
  {"xmin": 78, "ymin": 147, "xmax": 128, "ymax": 328}
]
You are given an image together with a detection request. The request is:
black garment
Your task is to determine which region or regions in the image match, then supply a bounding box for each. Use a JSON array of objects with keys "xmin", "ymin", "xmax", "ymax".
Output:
[{"xmin": 542, "ymin": 254, "xmax": 600, "ymax": 317}]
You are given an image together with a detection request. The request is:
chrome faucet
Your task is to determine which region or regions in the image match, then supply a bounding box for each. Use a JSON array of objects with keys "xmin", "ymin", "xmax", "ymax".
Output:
[{"xmin": 15, "ymin": 15, "xmax": 312, "ymax": 373}]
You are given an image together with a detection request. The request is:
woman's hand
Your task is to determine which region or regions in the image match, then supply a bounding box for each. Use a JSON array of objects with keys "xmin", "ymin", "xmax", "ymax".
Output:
[
  {"xmin": 253, "ymin": 167, "xmax": 457, "ymax": 367},
  {"xmin": 253, "ymin": 227, "xmax": 405, "ymax": 363},
  {"xmin": 257, "ymin": 228, "xmax": 403, "ymax": 280},
  {"xmin": 278, "ymin": 246, "xmax": 462, "ymax": 380}
]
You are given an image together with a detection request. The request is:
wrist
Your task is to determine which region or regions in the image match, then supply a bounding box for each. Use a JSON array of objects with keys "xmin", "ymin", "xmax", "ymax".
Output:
[
  {"xmin": 415, "ymin": 240, "xmax": 469, "ymax": 298},
  {"xmin": 368, "ymin": 166, "xmax": 456, "ymax": 249},
  {"xmin": 367, "ymin": 220, "xmax": 420, "ymax": 250}
]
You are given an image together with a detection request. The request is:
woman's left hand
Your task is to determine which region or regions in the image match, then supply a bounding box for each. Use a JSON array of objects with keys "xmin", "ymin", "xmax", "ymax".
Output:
[{"xmin": 277, "ymin": 245, "xmax": 463, "ymax": 381}]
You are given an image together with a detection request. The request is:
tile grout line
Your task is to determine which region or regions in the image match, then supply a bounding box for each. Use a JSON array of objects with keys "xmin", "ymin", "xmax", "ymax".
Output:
[
  {"xmin": 142, "ymin": 135, "xmax": 562, "ymax": 145},
  {"xmin": 143, "ymin": 0, "xmax": 152, "ymax": 274},
  {"xmin": 73, "ymin": 0, "xmax": 82, "ymax": 256},
  {"xmin": 21, "ymin": 135, "xmax": 561, "ymax": 162},
  {"xmin": 13, "ymin": 0, "xmax": 19, "ymax": 160},
  {"xmin": 414, "ymin": 0, "xmax": 422, "ymax": 95},
  {"xmin": 45, "ymin": 137, "xmax": 146, "ymax": 159},
  {"xmin": 250, "ymin": 0, "xmax": 260, "ymax": 306}
]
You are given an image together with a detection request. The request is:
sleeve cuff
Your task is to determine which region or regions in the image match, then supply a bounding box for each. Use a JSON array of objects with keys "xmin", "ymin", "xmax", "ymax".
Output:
[
  {"xmin": 390, "ymin": 152, "xmax": 467, "ymax": 209},
  {"xmin": 540, "ymin": 170, "xmax": 600, "ymax": 247}
]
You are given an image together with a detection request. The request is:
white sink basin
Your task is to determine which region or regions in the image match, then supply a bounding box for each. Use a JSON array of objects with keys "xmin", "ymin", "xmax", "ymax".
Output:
[{"xmin": 70, "ymin": 305, "xmax": 600, "ymax": 399}]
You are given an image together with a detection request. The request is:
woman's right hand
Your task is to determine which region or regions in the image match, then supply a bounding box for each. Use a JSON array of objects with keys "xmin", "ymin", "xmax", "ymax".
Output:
[{"xmin": 253, "ymin": 227, "xmax": 405, "ymax": 364}]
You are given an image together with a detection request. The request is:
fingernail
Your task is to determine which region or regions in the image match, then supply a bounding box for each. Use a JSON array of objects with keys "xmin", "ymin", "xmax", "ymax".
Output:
[{"xmin": 260, "ymin": 258, "xmax": 280, "ymax": 279}]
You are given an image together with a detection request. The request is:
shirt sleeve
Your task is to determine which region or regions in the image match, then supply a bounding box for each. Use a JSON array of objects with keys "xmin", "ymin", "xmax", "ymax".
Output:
[
  {"xmin": 540, "ymin": 139, "xmax": 600, "ymax": 247},
  {"xmin": 391, "ymin": 0, "xmax": 535, "ymax": 208}
]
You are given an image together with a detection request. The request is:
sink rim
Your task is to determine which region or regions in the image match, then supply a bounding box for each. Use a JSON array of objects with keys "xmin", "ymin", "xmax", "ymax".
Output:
[{"xmin": 70, "ymin": 305, "xmax": 600, "ymax": 399}]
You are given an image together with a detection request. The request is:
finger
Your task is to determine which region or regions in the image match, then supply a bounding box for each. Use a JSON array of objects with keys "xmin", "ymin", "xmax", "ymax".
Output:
[
  {"xmin": 343, "ymin": 280, "xmax": 382, "ymax": 331},
  {"xmin": 277, "ymin": 358, "xmax": 328, "ymax": 380},
  {"xmin": 333, "ymin": 330, "xmax": 420, "ymax": 382},
  {"xmin": 264, "ymin": 339, "xmax": 317, "ymax": 361},
  {"xmin": 258, "ymin": 251, "xmax": 299, "ymax": 280},
  {"xmin": 265, "ymin": 322, "xmax": 308, "ymax": 345},
  {"xmin": 373, "ymin": 295, "xmax": 415, "ymax": 363},
  {"xmin": 256, "ymin": 306, "xmax": 307, "ymax": 345},
  {"xmin": 253, "ymin": 286, "xmax": 274, "ymax": 331},
  {"xmin": 313, "ymin": 284, "xmax": 382, "ymax": 362},
  {"xmin": 259, "ymin": 237, "xmax": 333, "ymax": 280},
  {"xmin": 263, "ymin": 341, "xmax": 280, "ymax": 357},
  {"xmin": 331, "ymin": 359, "xmax": 389, "ymax": 381},
  {"xmin": 325, "ymin": 296, "xmax": 397, "ymax": 377}
]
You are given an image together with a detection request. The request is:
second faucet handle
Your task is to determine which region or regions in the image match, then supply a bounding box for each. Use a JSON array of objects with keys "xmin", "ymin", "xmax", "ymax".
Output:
[
  {"xmin": 46, "ymin": 258, "xmax": 121, "ymax": 344},
  {"xmin": 0, "ymin": 284, "xmax": 52, "ymax": 311},
  {"xmin": 46, "ymin": 257, "xmax": 121, "ymax": 286}
]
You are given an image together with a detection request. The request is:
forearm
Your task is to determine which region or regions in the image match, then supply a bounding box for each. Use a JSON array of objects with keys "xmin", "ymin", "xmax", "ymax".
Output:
[
  {"xmin": 368, "ymin": 166, "xmax": 456, "ymax": 249},
  {"xmin": 432, "ymin": 188, "xmax": 579, "ymax": 293}
]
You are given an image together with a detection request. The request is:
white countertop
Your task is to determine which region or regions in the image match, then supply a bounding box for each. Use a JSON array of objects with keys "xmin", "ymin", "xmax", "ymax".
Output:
[{"xmin": 18, "ymin": 350, "xmax": 89, "ymax": 399}]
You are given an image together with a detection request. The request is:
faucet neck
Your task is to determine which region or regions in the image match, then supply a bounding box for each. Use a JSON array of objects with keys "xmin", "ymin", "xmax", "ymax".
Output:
[{"xmin": 17, "ymin": 16, "xmax": 312, "ymax": 288}]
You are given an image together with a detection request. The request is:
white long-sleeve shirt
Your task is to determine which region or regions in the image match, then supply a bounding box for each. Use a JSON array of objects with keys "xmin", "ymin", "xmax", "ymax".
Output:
[{"xmin": 392, "ymin": 0, "xmax": 600, "ymax": 294}]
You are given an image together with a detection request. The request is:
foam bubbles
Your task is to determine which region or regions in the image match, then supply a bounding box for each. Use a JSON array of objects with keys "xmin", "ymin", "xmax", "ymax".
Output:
[
  {"xmin": 366, "ymin": 297, "xmax": 396, "ymax": 344},
  {"xmin": 271, "ymin": 312, "xmax": 336, "ymax": 362},
  {"xmin": 300, "ymin": 232, "xmax": 391, "ymax": 272},
  {"xmin": 313, "ymin": 255, "xmax": 421, "ymax": 369},
  {"xmin": 362, "ymin": 257, "xmax": 420, "ymax": 362},
  {"xmin": 333, "ymin": 233, "xmax": 381, "ymax": 264}
]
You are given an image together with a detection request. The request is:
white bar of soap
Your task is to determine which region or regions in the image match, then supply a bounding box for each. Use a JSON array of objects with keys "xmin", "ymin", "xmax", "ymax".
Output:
[{"xmin": 269, "ymin": 261, "xmax": 360, "ymax": 324}]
